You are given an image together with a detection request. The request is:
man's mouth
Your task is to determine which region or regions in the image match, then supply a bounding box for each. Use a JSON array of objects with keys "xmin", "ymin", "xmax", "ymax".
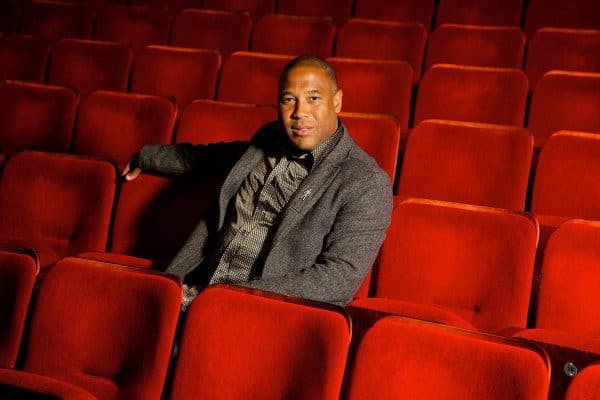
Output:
[{"xmin": 291, "ymin": 126, "xmax": 313, "ymax": 136}]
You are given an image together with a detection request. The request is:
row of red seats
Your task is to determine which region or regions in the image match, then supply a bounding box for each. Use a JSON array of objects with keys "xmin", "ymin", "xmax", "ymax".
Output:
[
  {"xmin": 0, "ymin": 252, "xmax": 557, "ymax": 399},
  {"xmin": 3, "ymin": 199, "xmax": 600, "ymax": 398},
  {"xmin": 1, "ymin": 78, "xmax": 598, "ymax": 215},
  {"xmin": 2, "ymin": 4, "xmax": 599, "ymax": 85},
  {"xmin": 1, "ymin": 45, "xmax": 599, "ymax": 148},
  {"xmin": 0, "ymin": 139, "xmax": 596, "ymax": 329},
  {"xmin": 2, "ymin": 0, "xmax": 599, "ymax": 37}
]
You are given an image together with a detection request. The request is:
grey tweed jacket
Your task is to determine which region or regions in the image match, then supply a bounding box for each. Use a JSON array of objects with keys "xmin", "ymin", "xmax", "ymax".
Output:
[{"xmin": 137, "ymin": 121, "xmax": 393, "ymax": 305}]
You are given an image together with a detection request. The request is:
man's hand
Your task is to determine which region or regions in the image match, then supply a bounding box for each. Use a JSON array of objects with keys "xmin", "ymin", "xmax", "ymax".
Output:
[{"xmin": 121, "ymin": 154, "xmax": 141, "ymax": 181}]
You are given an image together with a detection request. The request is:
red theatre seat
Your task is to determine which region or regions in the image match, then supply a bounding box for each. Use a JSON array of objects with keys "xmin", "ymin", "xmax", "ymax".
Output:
[
  {"xmin": 398, "ymin": 119, "xmax": 533, "ymax": 210},
  {"xmin": 130, "ymin": 0, "xmax": 197, "ymax": 10},
  {"xmin": 335, "ymin": 19, "xmax": 427, "ymax": 82},
  {"xmin": 176, "ymin": 99, "xmax": 277, "ymax": 144},
  {"xmin": 170, "ymin": 9, "xmax": 252, "ymax": 55},
  {"xmin": 414, "ymin": 64, "xmax": 529, "ymax": 126},
  {"xmin": 47, "ymin": 38, "xmax": 133, "ymax": 98},
  {"xmin": 94, "ymin": 5, "xmax": 171, "ymax": 55},
  {"xmin": 339, "ymin": 112, "xmax": 401, "ymax": 182},
  {"xmin": 0, "ymin": 152, "xmax": 116, "ymax": 268},
  {"xmin": 532, "ymin": 131, "xmax": 600, "ymax": 224},
  {"xmin": 566, "ymin": 363, "xmax": 600, "ymax": 400},
  {"xmin": 168, "ymin": 285, "xmax": 350, "ymax": 400},
  {"xmin": 0, "ymin": 247, "xmax": 38, "ymax": 369},
  {"xmin": 0, "ymin": 257, "xmax": 182, "ymax": 400},
  {"xmin": 344, "ymin": 316, "xmax": 550, "ymax": 400},
  {"xmin": 525, "ymin": 0, "xmax": 600, "ymax": 39},
  {"xmin": 527, "ymin": 71, "xmax": 600, "ymax": 149},
  {"xmin": 525, "ymin": 28, "xmax": 600, "ymax": 88},
  {"xmin": 435, "ymin": 0, "xmax": 524, "ymax": 27},
  {"xmin": 252, "ymin": 14, "xmax": 335, "ymax": 58},
  {"xmin": 73, "ymin": 90, "xmax": 176, "ymax": 169},
  {"xmin": 514, "ymin": 219, "xmax": 600, "ymax": 353},
  {"xmin": 353, "ymin": 0, "xmax": 436, "ymax": 31},
  {"xmin": 218, "ymin": 51, "xmax": 293, "ymax": 106},
  {"xmin": 202, "ymin": 0, "xmax": 275, "ymax": 21},
  {"xmin": 0, "ymin": 80, "xmax": 78, "ymax": 154},
  {"xmin": 276, "ymin": 0, "xmax": 352, "ymax": 28},
  {"xmin": 425, "ymin": 24, "xmax": 525, "ymax": 70},
  {"xmin": 352, "ymin": 197, "xmax": 538, "ymax": 334},
  {"xmin": 326, "ymin": 57, "xmax": 413, "ymax": 131},
  {"xmin": 20, "ymin": 1, "xmax": 95, "ymax": 42},
  {"xmin": 131, "ymin": 45, "xmax": 221, "ymax": 110},
  {"xmin": 0, "ymin": 34, "xmax": 50, "ymax": 83}
]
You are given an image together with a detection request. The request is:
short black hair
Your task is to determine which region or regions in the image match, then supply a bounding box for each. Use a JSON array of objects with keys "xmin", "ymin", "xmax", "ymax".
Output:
[{"xmin": 278, "ymin": 55, "xmax": 338, "ymax": 93}]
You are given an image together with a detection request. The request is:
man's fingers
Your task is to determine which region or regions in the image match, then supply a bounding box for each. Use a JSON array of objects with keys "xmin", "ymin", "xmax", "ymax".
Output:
[{"xmin": 124, "ymin": 167, "xmax": 142, "ymax": 181}]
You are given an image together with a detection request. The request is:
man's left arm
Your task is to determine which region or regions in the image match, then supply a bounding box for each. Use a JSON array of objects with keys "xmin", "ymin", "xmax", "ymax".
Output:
[{"xmin": 239, "ymin": 171, "xmax": 393, "ymax": 306}]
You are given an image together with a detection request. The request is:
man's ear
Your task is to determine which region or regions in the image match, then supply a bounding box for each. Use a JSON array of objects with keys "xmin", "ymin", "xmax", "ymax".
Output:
[{"xmin": 333, "ymin": 89, "xmax": 343, "ymax": 113}]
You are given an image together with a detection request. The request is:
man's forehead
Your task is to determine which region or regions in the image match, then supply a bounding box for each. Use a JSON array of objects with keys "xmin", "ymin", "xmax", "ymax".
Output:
[{"xmin": 280, "ymin": 66, "xmax": 334, "ymax": 91}]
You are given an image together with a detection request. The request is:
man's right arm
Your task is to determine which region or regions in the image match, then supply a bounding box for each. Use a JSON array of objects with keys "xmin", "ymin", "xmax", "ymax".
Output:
[{"xmin": 122, "ymin": 141, "xmax": 249, "ymax": 181}]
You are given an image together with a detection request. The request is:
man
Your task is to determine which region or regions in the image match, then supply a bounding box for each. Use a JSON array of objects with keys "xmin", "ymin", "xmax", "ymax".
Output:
[{"xmin": 122, "ymin": 55, "xmax": 392, "ymax": 306}]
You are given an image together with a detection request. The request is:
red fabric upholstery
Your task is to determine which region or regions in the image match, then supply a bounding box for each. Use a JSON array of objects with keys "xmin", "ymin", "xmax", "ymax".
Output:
[
  {"xmin": 73, "ymin": 90, "xmax": 176, "ymax": 169},
  {"xmin": 526, "ymin": 28, "xmax": 600, "ymax": 87},
  {"xmin": 176, "ymin": 99, "xmax": 277, "ymax": 144},
  {"xmin": 0, "ymin": 151, "xmax": 117, "ymax": 268},
  {"xmin": 0, "ymin": 369, "xmax": 96, "ymax": 400},
  {"xmin": 171, "ymin": 9, "xmax": 252, "ymax": 55},
  {"xmin": 0, "ymin": 3, "xmax": 20, "ymax": 34},
  {"xmin": 534, "ymin": 220, "xmax": 600, "ymax": 337},
  {"xmin": 0, "ymin": 80, "xmax": 78, "ymax": 154},
  {"xmin": 110, "ymin": 174, "xmax": 215, "ymax": 263},
  {"xmin": 532, "ymin": 131, "xmax": 600, "ymax": 220},
  {"xmin": 252, "ymin": 14, "xmax": 335, "ymax": 58},
  {"xmin": 94, "ymin": 5, "xmax": 171, "ymax": 55},
  {"xmin": 18, "ymin": 257, "xmax": 181, "ymax": 400},
  {"xmin": 514, "ymin": 328, "xmax": 600, "ymax": 354},
  {"xmin": 339, "ymin": 112, "xmax": 401, "ymax": 182},
  {"xmin": 218, "ymin": 51, "xmax": 293, "ymax": 105},
  {"xmin": 436, "ymin": 0, "xmax": 524, "ymax": 27},
  {"xmin": 0, "ymin": 248, "xmax": 37, "ymax": 368},
  {"xmin": 398, "ymin": 119, "xmax": 533, "ymax": 210},
  {"xmin": 276, "ymin": 0, "xmax": 352, "ymax": 28},
  {"xmin": 350, "ymin": 298, "xmax": 478, "ymax": 331},
  {"xmin": 425, "ymin": 24, "xmax": 525, "ymax": 70},
  {"xmin": 20, "ymin": 1, "xmax": 95, "ymax": 42},
  {"xmin": 525, "ymin": 0, "xmax": 600, "ymax": 39},
  {"xmin": 168, "ymin": 285, "xmax": 350, "ymax": 400},
  {"xmin": 326, "ymin": 57, "xmax": 413, "ymax": 130},
  {"xmin": 528, "ymin": 72, "xmax": 600, "ymax": 148},
  {"xmin": 335, "ymin": 19, "xmax": 427, "ymax": 82},
  {"xmin": 202, "ymin": 0, "xmax": 275, "ymax": 21},
  {"xmin": 414, "ymin": 64, "xmax": 529, "ymax": 126},
  {"xmin": 371, "ymin": 198, "xmax": 538, "ymax": 333},
  {"xmin": 344, "ymin": 316, "xmax": 550, "ymax": 400},
  {"xmin": 77, "ymin": 251, "xmax": 156, "ymax": 270},
  {"xmin": 131, "ymin": 45, "xmax": 221, "ymax": 109},
  {"xmin": 566, "ymin": 363, "xmax": 600, "ymax": 400},
  {"xmin": 354, "ymin": 0, "xmax": 435, "ymax": 31},
  {"xmin": 0, "ymin": 34, "xmax": 50, "ymax": 82},
  {"xmin": 48, "ymin": 39, "xmax": 133, "ymax": 98},
  {"xmin": 129, "ymin": 0, "xmax": 197, "ymax": 9}
]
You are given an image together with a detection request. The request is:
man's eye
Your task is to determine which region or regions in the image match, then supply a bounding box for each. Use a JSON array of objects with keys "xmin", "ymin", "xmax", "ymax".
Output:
[
  {"xmin": 281, "ymin": 97, "xmax": 295, "ymax": 104},
  {"xmin": 310, "ymin": 96, "xmax": 320, "ymax": 102}
]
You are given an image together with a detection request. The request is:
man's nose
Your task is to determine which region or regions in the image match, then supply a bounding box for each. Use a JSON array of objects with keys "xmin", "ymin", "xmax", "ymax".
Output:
[{"xmin": 292, "ymin": 99, "xmax": 309, "ymax": 118}]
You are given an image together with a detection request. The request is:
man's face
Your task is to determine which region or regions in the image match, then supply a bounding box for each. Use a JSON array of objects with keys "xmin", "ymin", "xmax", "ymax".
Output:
[{"xmin": 278, "ymin": 65, "xmax": 343, "ymax": 152}]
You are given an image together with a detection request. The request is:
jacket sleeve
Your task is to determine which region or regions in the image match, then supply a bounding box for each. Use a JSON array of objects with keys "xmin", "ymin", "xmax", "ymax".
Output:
[
  {"xmin": 237, "ymin": 169, "xmax": 393, "ymax": 306},
  {"xmin": 137, "ymin": 141, "xmax": 249, "ymax": 179}
]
